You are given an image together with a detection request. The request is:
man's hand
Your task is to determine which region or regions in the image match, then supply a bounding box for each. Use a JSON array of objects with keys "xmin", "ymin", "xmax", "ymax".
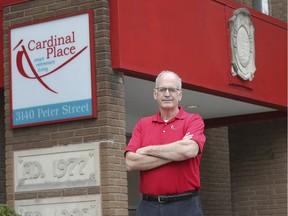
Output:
[{"xmin": 183, "ymin": 132, "xmax": 193, "ymax": 140}]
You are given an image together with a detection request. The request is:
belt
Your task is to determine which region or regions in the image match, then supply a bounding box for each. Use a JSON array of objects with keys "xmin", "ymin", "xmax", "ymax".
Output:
[{"xmin": 142, "ymin": 190, "xmax": 198, "ymax": 203}]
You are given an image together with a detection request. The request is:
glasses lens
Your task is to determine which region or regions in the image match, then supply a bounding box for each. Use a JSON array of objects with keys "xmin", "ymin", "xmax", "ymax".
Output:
[
  {"xmin": 168, "ymin": 88, "xmax": 177, "ymax": 93},
  {"xmin": 157, "ymin": 87, "xmax": 178, "ymax": 93}
]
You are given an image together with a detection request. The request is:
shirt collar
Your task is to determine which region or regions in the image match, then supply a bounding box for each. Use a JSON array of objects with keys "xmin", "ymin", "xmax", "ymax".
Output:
[{"xmin": 152, "ymin": 106, "xmax": 185, "ymax": 123}]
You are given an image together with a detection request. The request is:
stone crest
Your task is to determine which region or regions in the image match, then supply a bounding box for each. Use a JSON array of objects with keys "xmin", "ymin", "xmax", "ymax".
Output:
[{"xmin": 229, "ymin": 8, "xmax": 256, "ymax": 81}]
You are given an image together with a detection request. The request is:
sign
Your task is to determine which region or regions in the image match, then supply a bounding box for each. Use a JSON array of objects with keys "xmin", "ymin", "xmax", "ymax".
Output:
[
  {"xmin": 15, "ymin": 195, "xmax": 102, "ymax": 216},
  {"xmin": 14, "ymin": 142, "xmax": 100, "ymax": 192},
  {"xmin": 9, "ymin": 11, "xmax": 96, "ymax": 128}
]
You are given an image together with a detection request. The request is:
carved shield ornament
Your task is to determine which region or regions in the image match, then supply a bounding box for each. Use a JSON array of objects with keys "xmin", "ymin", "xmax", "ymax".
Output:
[{"xmin": 229, "ymin": 8, "xmax": 256, "ymax": 81}]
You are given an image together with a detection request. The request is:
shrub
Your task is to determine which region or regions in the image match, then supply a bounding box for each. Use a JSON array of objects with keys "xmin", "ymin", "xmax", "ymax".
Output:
[{"xmin": 0, "ymin": 204, "xmax": 20, "ymax": 216}]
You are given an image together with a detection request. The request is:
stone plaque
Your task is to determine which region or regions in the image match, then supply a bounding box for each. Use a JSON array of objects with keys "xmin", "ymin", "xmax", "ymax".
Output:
[
  {"xmin": 15, "ymin": 195, "xmax": 101, "ymax": 216},
  {"xmin": 14, "ymin": 142, "xmax": 100, "ymax": 192},
  {"xmin": 229, "ymin": 8, "xmax": 256, "ymax": 81}
]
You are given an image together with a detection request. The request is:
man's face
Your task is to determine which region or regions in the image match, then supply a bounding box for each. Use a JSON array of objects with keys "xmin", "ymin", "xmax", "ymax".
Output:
[{"xmin": 153, "ymin": 74, "xmax": 183, "ymax": 109}]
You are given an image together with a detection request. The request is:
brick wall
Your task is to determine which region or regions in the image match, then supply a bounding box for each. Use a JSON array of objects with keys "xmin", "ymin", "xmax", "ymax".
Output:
[
  {"xmin": 234, "ymin": 0, "xmax": 252, "ymax": 8},
  {"xmin": 2, "ymin": 1, "xmax": 287, "ymax": 216},
  {"xmin": 270, "ymin": 0, "xmax": 287, "ymax": 22},
  {"xmin": 229, "ymin": 118, "xmax": 287, "ymax": 216},
  {"xmin": 0, "ymin": 89, "xmax": 5, "ymax": 204},
  {"xmin": 3, "ymin": 0, "xmax": 127, "ymax": 215},
  {"xmin": 200, "ymin": 126, "xmax": 232, "ymax": 215}
]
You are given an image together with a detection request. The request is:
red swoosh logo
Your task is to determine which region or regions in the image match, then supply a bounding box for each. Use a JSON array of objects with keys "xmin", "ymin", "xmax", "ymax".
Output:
[{"xmin": 16, "ymin": 44, "xmax": 88, "ymax": 94}]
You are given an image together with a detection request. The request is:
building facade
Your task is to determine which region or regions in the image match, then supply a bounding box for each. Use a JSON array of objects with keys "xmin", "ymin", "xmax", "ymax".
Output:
[{"xmin": 0, "ymin": 0, "xmax": 287, "ymax": 215}]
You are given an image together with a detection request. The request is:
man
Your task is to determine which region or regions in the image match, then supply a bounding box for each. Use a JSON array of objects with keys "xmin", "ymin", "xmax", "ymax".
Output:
[{"xmin": 125, "ymin": 70, "xmax": 206, "ymax": 216}]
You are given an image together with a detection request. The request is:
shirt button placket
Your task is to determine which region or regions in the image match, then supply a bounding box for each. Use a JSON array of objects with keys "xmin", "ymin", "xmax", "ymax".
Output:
[
  {"xmin": 160, "ymin": 123, "xmax": 167, "ymax": 143},
  {"xmin": 163, "ymin": 123, "xmax": 167, "ymax": 133}
]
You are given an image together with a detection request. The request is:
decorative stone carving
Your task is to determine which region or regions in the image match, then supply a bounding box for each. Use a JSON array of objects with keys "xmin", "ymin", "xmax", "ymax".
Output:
[
  {"xmin": 15, "ymin": 195, "xmax": 101, "ymax": 216},
  {"xmin": 229, "ymin": 8, "xmax": 256, "ymax": 81},
  {"xmin": 14, "ymin": 143, "xmax": 100, "ymax": 192}
]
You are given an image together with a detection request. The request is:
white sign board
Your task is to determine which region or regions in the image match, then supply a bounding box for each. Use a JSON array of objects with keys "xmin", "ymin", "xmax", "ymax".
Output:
[
  {"xmin": 14, "ymin": 143, "xmax": 100, "ymax": 192},
  {"xmin": 9, "ymin": 11, "xmax": 96, "ymax": 128}
]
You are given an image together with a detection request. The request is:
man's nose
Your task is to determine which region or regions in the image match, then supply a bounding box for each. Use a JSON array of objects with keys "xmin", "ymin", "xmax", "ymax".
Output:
[{"xmin": 164, "ymin": 89, "xmax": 171, "ymax": 95}]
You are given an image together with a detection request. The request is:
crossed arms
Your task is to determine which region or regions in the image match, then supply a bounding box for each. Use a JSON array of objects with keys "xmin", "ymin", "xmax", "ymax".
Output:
[{"xmin": 125, "ymin": 132, "xmax": 200, "ymax": 171}]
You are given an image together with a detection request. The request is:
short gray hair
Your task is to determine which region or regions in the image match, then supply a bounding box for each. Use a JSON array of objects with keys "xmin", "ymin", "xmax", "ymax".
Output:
[{"xmin": 155, "ymin": 70, "xmax": 182, "ymax": 90}]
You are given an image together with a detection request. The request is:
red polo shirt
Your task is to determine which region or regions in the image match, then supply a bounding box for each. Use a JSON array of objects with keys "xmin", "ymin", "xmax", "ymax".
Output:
[{"xmin": 125, "ymin": 107, "xmax": 206, "ymax": 195}]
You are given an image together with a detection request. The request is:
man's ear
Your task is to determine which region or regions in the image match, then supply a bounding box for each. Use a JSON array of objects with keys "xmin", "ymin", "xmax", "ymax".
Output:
[
  {"xmin": 153, "ymin": 89, "xmax": 158, "ymax": 100},
  {"xmin": 178, "ymin": 91, "xmax": 183, "ymax": 101}
]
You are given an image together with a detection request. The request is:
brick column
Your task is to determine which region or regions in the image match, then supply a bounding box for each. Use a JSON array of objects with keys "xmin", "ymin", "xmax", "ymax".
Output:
[
  {"xmin": 0, "ymin": 89, "xmax": 5, "ymax": 204},
  {"xmin": 200, "ymin": 126, "xmax": 232, "ymax": 215},
  {"xmin": 3, "ymin": 0, "xmax": 128, "ymax": 215}
]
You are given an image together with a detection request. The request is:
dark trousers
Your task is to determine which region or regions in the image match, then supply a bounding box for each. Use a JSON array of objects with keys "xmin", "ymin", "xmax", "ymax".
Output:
[{"xmin": 136, "ymin": 196, "xmax": 203, "ymax": 216}]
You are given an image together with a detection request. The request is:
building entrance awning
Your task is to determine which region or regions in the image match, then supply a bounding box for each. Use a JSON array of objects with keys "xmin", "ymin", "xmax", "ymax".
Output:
[{"xmin": 110, "ymin": 0, "xmax": 287, "ymax": 110}]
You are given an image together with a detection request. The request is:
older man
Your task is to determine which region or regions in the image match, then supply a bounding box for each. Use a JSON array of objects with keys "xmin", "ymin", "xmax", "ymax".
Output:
[{"xmin": 125, "ymin": 71, "xmax": 206, "ymax": 216}]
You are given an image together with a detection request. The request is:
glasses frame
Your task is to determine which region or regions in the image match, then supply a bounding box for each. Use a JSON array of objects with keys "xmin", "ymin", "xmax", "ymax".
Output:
[{"xmin": 155, "ymin": 87, "xmax": 182, "ymax": 94}]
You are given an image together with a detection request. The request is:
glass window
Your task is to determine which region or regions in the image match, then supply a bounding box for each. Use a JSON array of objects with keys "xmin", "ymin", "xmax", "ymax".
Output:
[
  {"xmin": 234, "ymin": 0, "xmax": 287, "ymax": 22},
  {"xmin": 253, "ymin": 0, "xmax": 270, "ymax": 15}
]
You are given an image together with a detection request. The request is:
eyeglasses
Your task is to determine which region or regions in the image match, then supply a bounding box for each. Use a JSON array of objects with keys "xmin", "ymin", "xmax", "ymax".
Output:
[{"xmin": 156, "ymin": 87, "xmax": 181, "ymax": 94}]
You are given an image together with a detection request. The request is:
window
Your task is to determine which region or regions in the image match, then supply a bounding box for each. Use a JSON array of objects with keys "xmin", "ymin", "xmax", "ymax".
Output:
[
  {"xmin": 234, "ymin": 0, "xmax": 287, "ymax": 22},
  {"xmin": 253, "ymin": 0, "xmax": 270, "ymax": 15},
  {"xmin": 233, "ymin": 0, "xmax": 270, "ymax": 16}
]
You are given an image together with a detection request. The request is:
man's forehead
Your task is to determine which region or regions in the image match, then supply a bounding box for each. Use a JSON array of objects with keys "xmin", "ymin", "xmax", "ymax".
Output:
[{"xmin": 158, "ymin": 74, "xmax": 178, "ymax": 82}]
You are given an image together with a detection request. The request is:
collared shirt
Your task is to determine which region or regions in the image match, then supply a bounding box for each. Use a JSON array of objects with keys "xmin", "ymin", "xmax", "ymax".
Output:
[{"xmin": 125, "ymin": 107, "xmax": 206, "ymax": 195}]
